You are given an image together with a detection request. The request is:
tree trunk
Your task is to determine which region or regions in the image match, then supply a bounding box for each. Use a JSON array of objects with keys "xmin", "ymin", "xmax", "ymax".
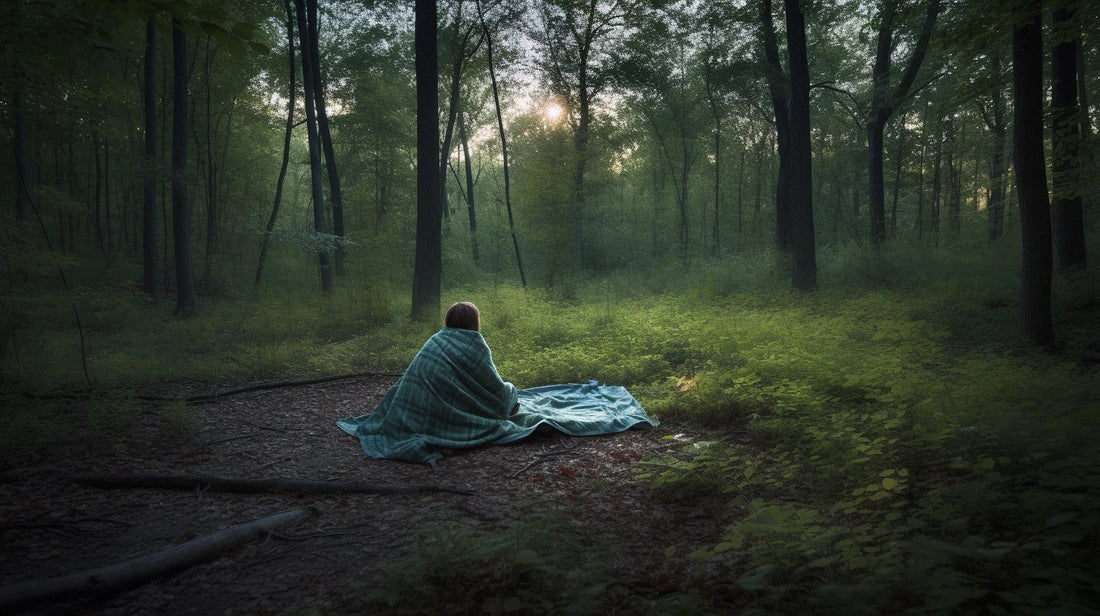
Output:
[
  {"xmin": 459, "ymin": 114, "xmax": 479, "ymax": 262},
  {"xmin": 760, "ymin": 0, "xmax": 792, "ymax": 252},
  {"xmin": 142, "ymin": 16, "xmax": 158, "ymax": 297},
  {"xmin": 1050, "ymin": 5, "xmax": 1087, "ymax": 270},
  {"xmin": 306, "ymin": 0, "xmax": 347, "ymax": 276},
  {"xmin": 987, "ymin": 52, "xmax": 1008, "ymax": 241},
  {"xmin": 867, "ymin": 0, "xmax": 940, "ymax": 245},
  {"xmin": 411, "ymin": 0, "xmax": 442, "ymax": 321},
  {"xmin": 478, "ymin": 0, "xmax": 525, "ymax": 288},
  {"xmin": 256, "ymin": 0, "xmax": 297, "ymax": 287},
  {"xmin": 785, "ymin": 0, "xmax": 816, "ymax": 291},
  {"xmin": 171, "ymin": 19, "xmax": 197, "ymax": 315},
  {"xmin": 294, "ymin": 0, "xmax": 333, "ymax": 293},
  {"xmin": 1013, "ymin": 0, "xmax": 1053, "ymax": 346},
  {"xmin": 0, "ymin": 508, "xmax": 312, "ymax": 613}
]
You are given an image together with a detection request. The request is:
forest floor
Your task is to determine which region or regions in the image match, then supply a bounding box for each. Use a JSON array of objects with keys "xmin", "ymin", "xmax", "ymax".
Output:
[{"xmin": 1, "ymin": 374, "xmax": 734, "ymax": 615}]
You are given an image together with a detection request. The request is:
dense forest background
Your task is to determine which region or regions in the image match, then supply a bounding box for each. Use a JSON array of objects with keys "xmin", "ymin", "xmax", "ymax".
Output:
[{"xmin": 2, "ymin": 0, "xmax": 1099, "ymax": 613}]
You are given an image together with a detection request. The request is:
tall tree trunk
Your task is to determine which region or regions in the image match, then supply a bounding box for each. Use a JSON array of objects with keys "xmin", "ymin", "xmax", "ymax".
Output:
[
  {"xmin": 294, "ymin": 0, "xmax": 333, "ymax": 293},
  {"xmin": 478, "ymin": 0, "xmax": 525, "ymax": 288},
  {"xmin": 142, "ymin": 16, "xmax": 158, "ymax": 297},
  {"xmin": 1050, "ymin": 5, "xmax": 1087, "ymax": 269},
  {"xmin": 785, "ymin": 0, "xmax": 816, "ymax": 291},
  {"xmin": 411, "ymin": 0, "xmax": 442, "ymax": 321},
  {"xmin": 1013, "ymin": 0, "xmax": 1053, "ymax": 346},
  {"xmin": 986, "ymin": 52, "xmax": 1008, "ymax": 241},
  {"xmin": 306, "ymin": 0, "xmax": 346, "ymax": 276},
  {"xmin": 459, "ymin": 114, "xmax": 479, "ymax": 262},
  {"xmin": 256, "ymin": 0, "xmax": 297, "ymax": 287},
  {"xmin": 172, "ymin": 19, "xmax": 197, "ymax": 315},
  {"xmin": 867, "ymin": 0, "xmax": 940, "ymax": 245},
  {"xmin": 14, "ymin": 87, "xmax": 30, "ymax": 220},
  {"xmin": 760, "ymin": 0, "xmax": 792, "ymax": 251}
]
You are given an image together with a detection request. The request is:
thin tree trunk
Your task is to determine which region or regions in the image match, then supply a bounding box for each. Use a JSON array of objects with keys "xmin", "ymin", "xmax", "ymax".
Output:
[
  {"xmin": 172, "ymin": 19, "xmax": 197, "ymax": 314},
  {"xmin": 1013, "ymin": 0, "xmax": 1053, "ymax": 345},
  {"xmin": 760, "ymin": 0, "xmax": 792, "ymax": 251},
  {"xmin": 306, "ymin": 0, "xmax": 346, "ymax": 276},
  {"xmin": 1050, "ymin": 5, "xmax": 1087, "ymax": 269},
  {"xmin": 459, "ymin": 114, "xmax": 479, "ymax": 262},
  {"xmin": 478, "ymin": 0, "xmax": 525, "ymax": 287},
  {"xmin": 986, "ymin": 52, "xmax": 1008, "ymax": 240},
  {"xmin": 256, "ymin": 0, "xmax": 297, "ymax": 286},
  {"xmin": 142, "ymin": 16, "xmax": 157, "ymax": 297},
  {"xmin": 293, "ymin": 0, "xmax": 333, "ymax": 293}
]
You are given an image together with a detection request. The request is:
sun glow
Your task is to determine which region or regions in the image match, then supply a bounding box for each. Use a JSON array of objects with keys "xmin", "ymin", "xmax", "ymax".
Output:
[{"xmin": 544, "ymin": 102, "xmax": 565, "ymax": 123}]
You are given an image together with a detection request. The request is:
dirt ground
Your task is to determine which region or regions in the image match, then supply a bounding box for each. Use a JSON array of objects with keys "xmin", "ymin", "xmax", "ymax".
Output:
[{"xmin": 0, "ymin": 374, "xmax": 734, "ymax": 615}]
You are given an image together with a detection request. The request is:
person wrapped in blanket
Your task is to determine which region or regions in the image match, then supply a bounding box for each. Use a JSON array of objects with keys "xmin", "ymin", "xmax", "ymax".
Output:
[{"xmin": 337, "ymin": 302, "xmax": 520, "ymax": 463}]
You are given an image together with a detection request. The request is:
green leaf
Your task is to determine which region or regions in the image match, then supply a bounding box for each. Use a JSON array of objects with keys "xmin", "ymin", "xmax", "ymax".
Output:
[{"xmin": 882, "ymin": 477, "xmax": 900, "ymax": 490}]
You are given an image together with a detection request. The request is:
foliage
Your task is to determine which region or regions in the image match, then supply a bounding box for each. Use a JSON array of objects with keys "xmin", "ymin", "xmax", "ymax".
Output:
[{"xmin": 358, "ymin": 505, "xmax": 708, "ymax": 615}]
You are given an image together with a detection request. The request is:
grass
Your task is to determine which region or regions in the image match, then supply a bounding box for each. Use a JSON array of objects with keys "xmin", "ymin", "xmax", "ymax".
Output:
[{"xmin": 2, "ymin": 240, "xmax": 1098, "ymax": 613}]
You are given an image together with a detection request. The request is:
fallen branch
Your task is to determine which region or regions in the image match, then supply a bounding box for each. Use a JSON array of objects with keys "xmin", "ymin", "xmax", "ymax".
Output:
[
  {"xmin": 0, "ymin": 507, "xmax": 312, "ymax": 613},
  {"xmin": 76, "ymin": 474, "xmax": 474, "ymax": 496},
  {"xmin": 136, "ymin": 371, "xmax": 403, "ymax": 404}
]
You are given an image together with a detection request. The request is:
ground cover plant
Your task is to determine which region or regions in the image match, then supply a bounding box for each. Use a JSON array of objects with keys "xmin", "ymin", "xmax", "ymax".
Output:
[{"xmin": 1, "ymin": 243, "xmax": 1098, "ymax": 614}]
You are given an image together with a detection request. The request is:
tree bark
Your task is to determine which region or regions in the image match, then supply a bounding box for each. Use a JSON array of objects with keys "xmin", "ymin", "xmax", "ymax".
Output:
[
  {"xmin": 760, "ymin": 0, "xmax": 792, "ymax": 252},
  {"xmin": 867, "ymin": 0, "xmax": 940, "ymax": 245},
  {"xmin": 478, "ymin": 0, "xmax": 526, "ymax": 288},
  {"xmin": 1013, "ymin": 0, "xmax": 1053, "ymax": 346},
  {"xmin": 256, "ymin": 0, "xmax": 297, "ymax": 287},
  {"xmin": 306, "ymin": 0, "xmax": 347, "ymax": 276},
  {"xmin": 172, "ymin": 19, "xmax": 197, "ymax": 315},
  {"xmin": 1050, "ymin": 5, "xmax": 1087, "ymax": 270},
  {"xmin": 459, "ymin": 113, "xmax": 479, "ymax": 262},
  {"xmin": 294, "ymin": 0, "xmax": 333, "ymax": 293},
  {"xmin": 985, "ymin": 52, "xmax": 1008, "ymax": 241},
  {"xmin": 0, "ymin": 508, "xmax": 312, "ymax": 613},
  {"xmin": 412, "ymin": 0, "xmax": 442, "ymax": 321},
  {"xmin": 785, "ymin": 0, "xmax": 816, "ymax": 291},
  {"xmin": 142, "ymin": 16, "xmax": 158, "ymax": 297}
]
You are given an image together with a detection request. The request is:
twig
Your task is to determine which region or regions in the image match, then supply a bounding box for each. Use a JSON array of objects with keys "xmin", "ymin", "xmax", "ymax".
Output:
[{"xmin": 510, "ymin": 450, "xmax": 583, "ymax": 478}]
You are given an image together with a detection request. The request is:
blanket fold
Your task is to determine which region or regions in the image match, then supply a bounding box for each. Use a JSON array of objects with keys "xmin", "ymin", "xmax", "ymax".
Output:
[{"xmin": 337, "ymin": 328, "xmax": 657, "ymax": 464}]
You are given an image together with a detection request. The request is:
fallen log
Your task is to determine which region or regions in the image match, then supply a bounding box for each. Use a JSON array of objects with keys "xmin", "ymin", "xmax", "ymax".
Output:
[
  {"xmin": 0, "ymin": 507, "xmax": 312, "ymax": 613},
  {"xmin": 77, "ymin": 474, "xmax": 474, "ymax": 496}
]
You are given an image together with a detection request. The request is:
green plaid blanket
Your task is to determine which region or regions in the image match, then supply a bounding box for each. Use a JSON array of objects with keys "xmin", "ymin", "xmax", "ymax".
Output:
[{"xmin": 337, "ymin": 327, "xmax": 657, "ymax": 464}]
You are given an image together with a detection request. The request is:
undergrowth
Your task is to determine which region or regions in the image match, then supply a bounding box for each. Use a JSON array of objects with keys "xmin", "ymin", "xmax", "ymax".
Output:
[{"xmin": 2, "ymin": 241, "xmax": 1098, "ymax": 614}]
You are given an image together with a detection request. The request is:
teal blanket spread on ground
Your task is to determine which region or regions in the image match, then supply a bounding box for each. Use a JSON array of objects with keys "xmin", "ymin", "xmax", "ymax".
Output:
[{"xmin": 336, "ymin": 327, "xmax": 658, "ymax": 464}]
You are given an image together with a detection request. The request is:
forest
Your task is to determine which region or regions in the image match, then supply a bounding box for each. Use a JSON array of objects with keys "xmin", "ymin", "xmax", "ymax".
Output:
[{"xmin": 1, "ymin": 0, "xmax": 1098, "ymax": 613}]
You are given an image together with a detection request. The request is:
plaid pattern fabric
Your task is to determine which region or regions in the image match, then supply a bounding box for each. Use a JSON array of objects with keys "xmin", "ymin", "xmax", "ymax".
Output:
[
  {"xmin": 338, "ymin": 328, "xmax": 658, "ymax": 464},
  {"xmin": 337, "ymin": 327, "xmax": 519, "ymax": 464}
]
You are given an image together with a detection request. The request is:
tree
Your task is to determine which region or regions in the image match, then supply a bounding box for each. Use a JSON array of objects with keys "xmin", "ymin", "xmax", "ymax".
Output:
[
  {"xmin": 411, "ymin": 0, "xmax": 442, "ymax": 321},
  {"xmin": 172, "ymin": 18, "xmax": 197, "ymax": 315},
  {"xmin": 305, "ymin": 0, "xmax": 347, "ymax": 276},
  {"xmin": 785, "ymin": 0, "xmax": 816, "ymax": 291},
  {"xmin": 142, "ymin": 15, "xmax": 158, "ymax": 297},
  {"xmin": 759, "ymin": 0, "xmax": 793, "ymax": 251},
  {"xmin": 531, "ymin": 0, "xmax": 644, "ymax": 269},
  {"xmin": 1050, "ymin": 2, "xmax": 1087, "ymax": 270},
  {"xmin": 1013, "ymin": 0, "xmax": 1053, "ymax": 345},
  {"xmin": 866, "ymin": 0, "xmax": 940, "ymax": 245},
  {"xmin": 294, "ymin": 0, "xmax": 333, "ymax": 293},
  {"xmin": 255, "ymin": 0, "xmax": 297, "ymax": 287},
  {"xmin": 477, "ymin": 0, "xmax": 526, "ymax": 287}
]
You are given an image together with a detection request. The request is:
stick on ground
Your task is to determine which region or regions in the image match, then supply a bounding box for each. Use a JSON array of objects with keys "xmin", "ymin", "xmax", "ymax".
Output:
[
  {"xmin": 76, "ymin": 474, "xmax": 474, "ymax": 496},
  {"xmin": 0, "ymin": 507, "xmax": 312, "ymax": 613}
]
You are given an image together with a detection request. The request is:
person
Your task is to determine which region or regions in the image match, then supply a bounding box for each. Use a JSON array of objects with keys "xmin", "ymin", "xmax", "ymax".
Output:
[{"xmin": 336, "ymin": 301, "xmax": 520, "ymax": 463}]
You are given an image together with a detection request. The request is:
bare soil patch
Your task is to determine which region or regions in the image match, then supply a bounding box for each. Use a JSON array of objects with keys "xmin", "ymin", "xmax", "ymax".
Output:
[{"xmin": 1, "ymin": 374, "xmax": 732, "ymax": 615}]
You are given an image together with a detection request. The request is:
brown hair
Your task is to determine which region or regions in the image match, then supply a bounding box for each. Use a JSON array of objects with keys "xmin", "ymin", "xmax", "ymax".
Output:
[{"xmin": 444, "ymin": 301, "xmax": 480, "ymax": 331}]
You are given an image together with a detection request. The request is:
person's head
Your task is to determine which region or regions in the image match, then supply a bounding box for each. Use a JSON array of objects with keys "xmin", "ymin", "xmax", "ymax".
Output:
[{"xmin": 444, "ymin": 301, "xmax": 480, "ymax": 331}]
